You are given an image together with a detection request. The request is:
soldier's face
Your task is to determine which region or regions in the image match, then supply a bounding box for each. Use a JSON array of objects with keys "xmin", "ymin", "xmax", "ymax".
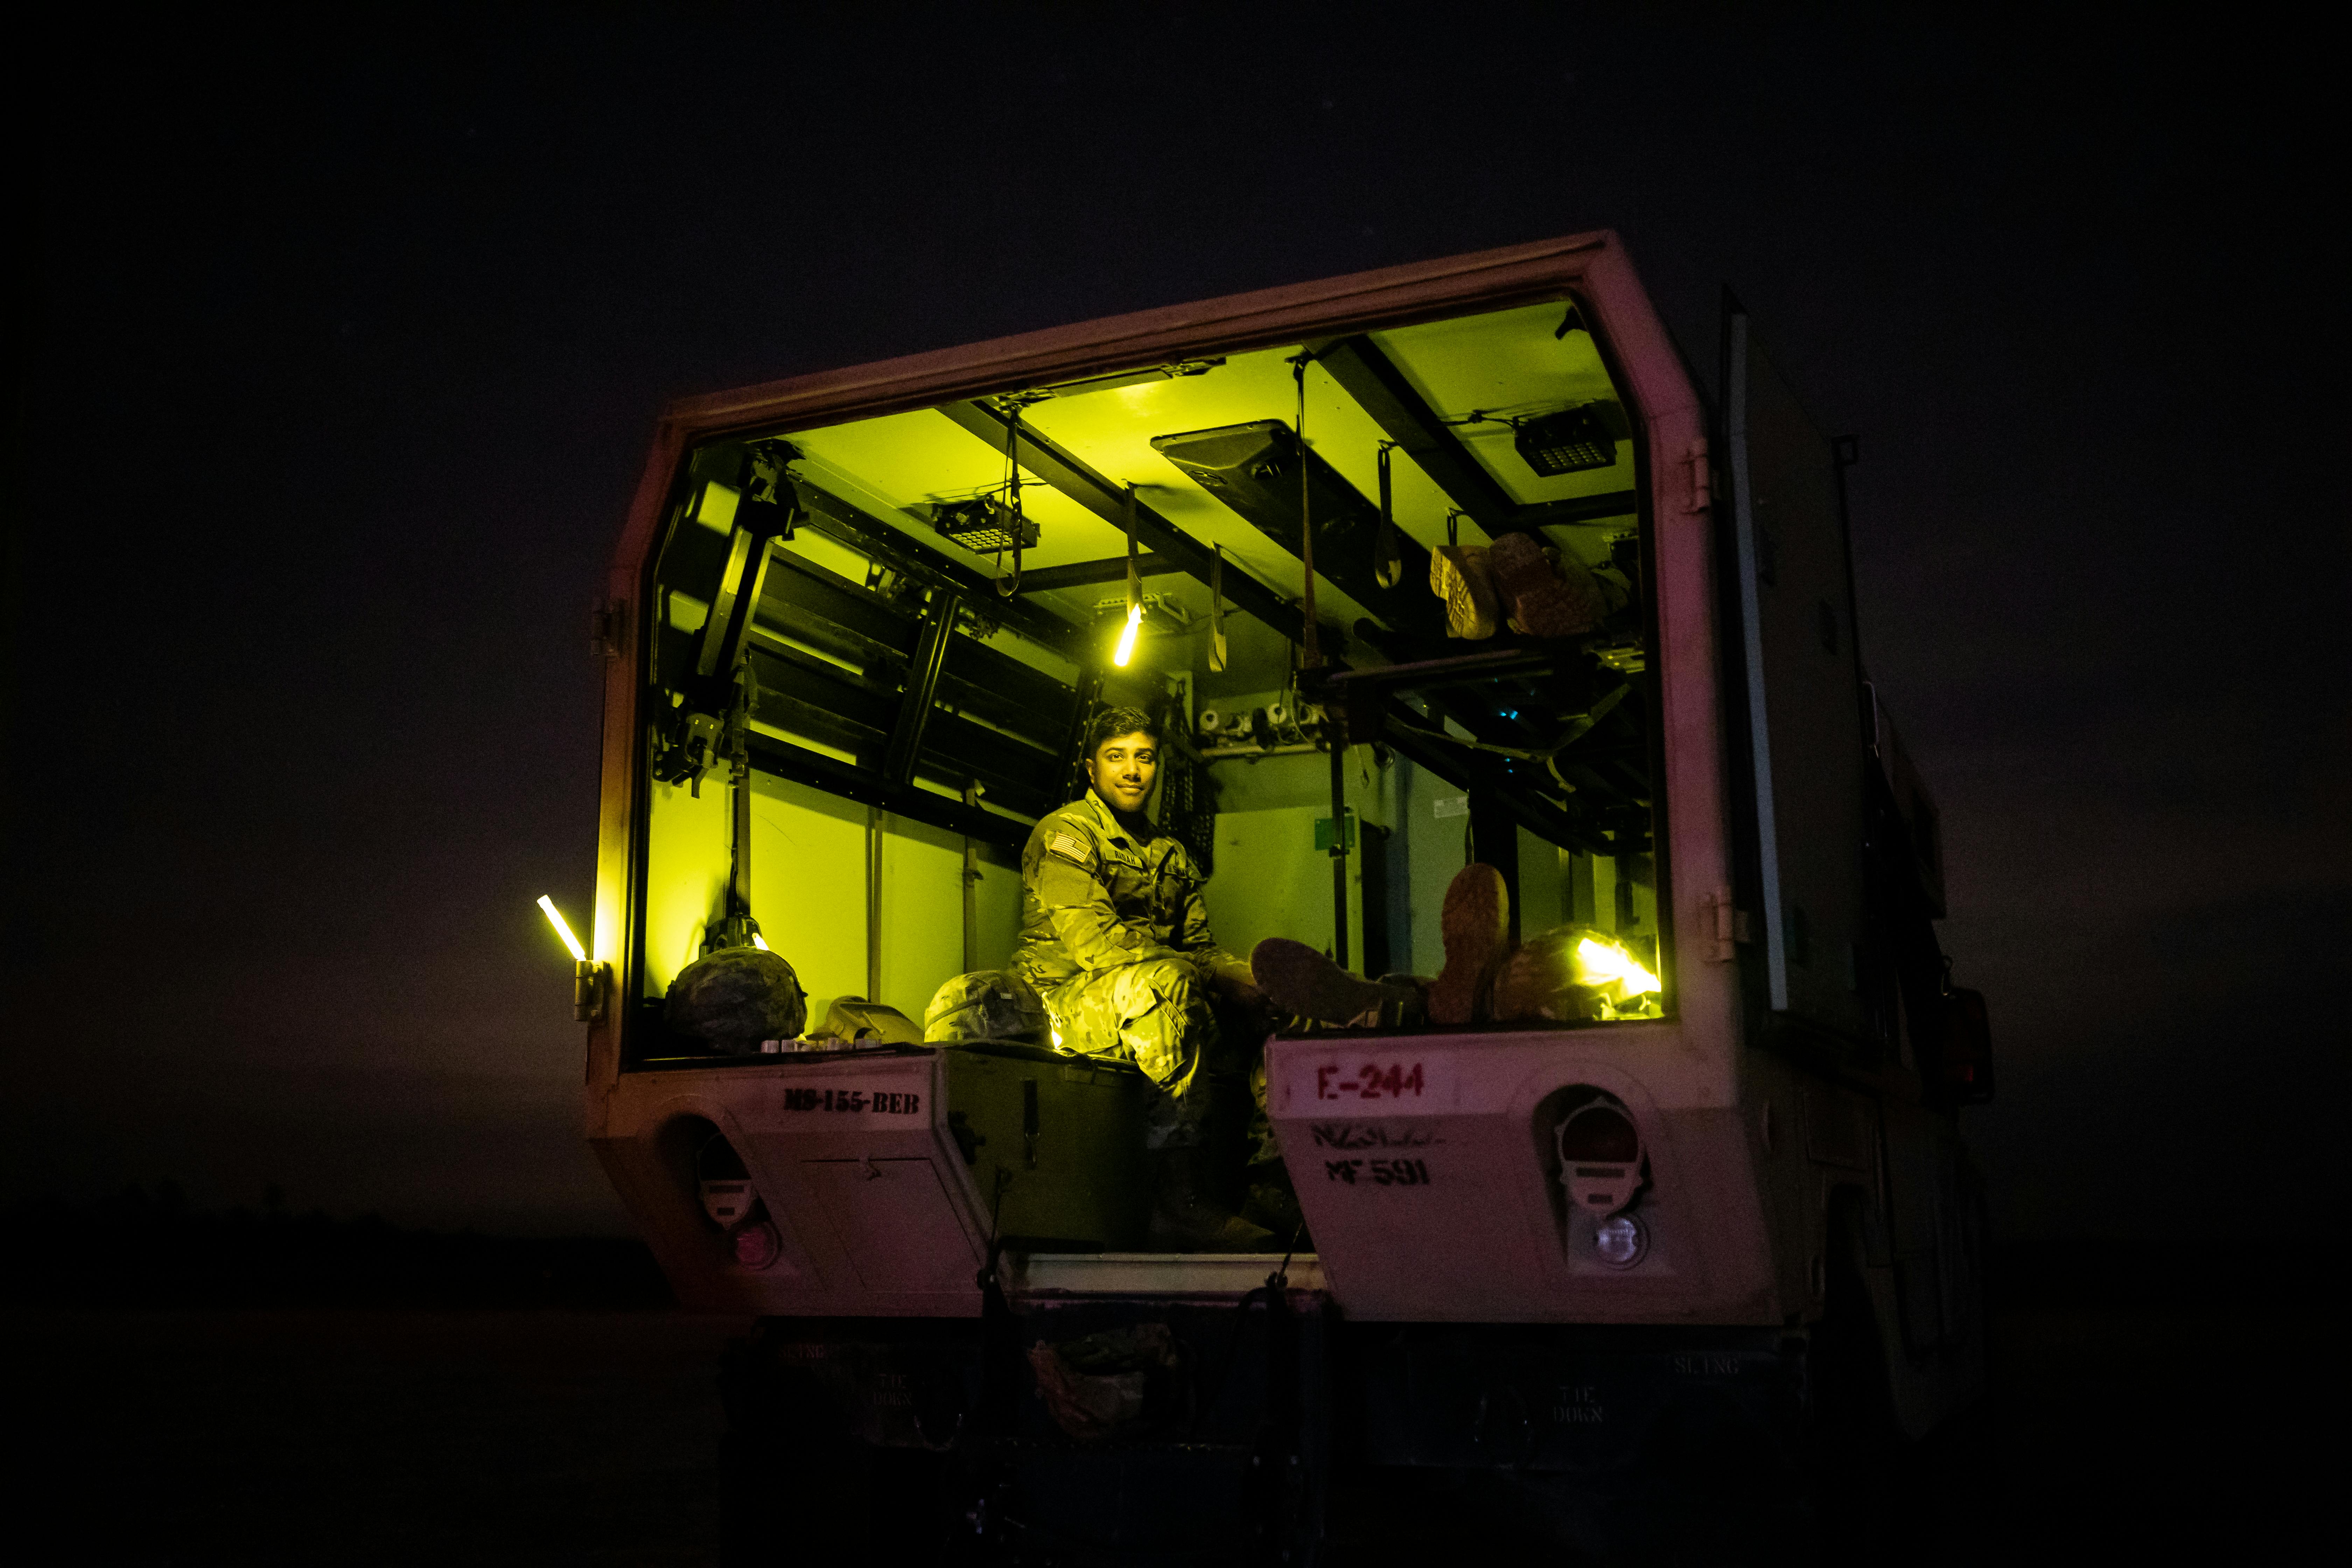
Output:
[{"xmin": 1086, "ymin": 732, "xmax": 1159, "ymax": 813}]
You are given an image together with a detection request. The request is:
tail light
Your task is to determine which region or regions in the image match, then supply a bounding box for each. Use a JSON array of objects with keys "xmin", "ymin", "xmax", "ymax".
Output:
[
  {"xmin": 1940, "ymin": 987, "xmax": 1994, "ymax": 1104},
  {"xmin": 731, "ymin": 1220, "xmax": 784, "ymax": 1270}
]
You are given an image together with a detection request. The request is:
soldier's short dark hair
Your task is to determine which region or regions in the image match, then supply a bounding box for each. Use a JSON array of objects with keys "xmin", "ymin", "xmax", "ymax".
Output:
[{"xmin": 1085, "ymin": 705, "xmax": 1161, "ymax": 757}]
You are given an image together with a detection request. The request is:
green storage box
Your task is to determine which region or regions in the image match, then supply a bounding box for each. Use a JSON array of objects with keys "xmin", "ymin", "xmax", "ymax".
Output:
[{"xmin": 941, "ymin": 1044, "xmax": 1152, "ymax": 1252}]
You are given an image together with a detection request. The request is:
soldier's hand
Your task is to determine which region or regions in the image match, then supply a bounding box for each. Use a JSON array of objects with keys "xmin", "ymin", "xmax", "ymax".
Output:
[{"xmin": 1214, "ymin": 974, "xmax": 1281, "ymax": 1034}]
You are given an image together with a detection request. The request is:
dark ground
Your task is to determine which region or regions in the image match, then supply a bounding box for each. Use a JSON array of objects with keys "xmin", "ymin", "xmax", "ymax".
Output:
[{"xmin": 1, "ymin": 1235, "xmax": 2326, "ymax": 1564}]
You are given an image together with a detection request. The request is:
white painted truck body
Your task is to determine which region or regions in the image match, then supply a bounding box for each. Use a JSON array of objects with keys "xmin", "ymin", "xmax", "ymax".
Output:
[{"xmin": 581, "ymin": 231, "xmax": 1988, "ymax": 1457}]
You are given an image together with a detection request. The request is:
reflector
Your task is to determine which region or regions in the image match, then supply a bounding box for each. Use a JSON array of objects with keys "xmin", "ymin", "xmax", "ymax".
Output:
[{"xmin": 732, "ymin": 1220, "xmax": 784, "ymax": 1270}]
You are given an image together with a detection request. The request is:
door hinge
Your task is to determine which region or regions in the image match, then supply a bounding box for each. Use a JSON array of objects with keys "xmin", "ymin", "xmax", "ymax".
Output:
[
  {"xmin": 590, "ymin": 597, "xmax": 628, "ymax": 660},
  {"xmin": 1683, "ymin": 439, "xmax": 1712, "ymax": 515},
  {"xmin": 1702, "ymin": 887, "xmax": 1753, "ymax": 962}
]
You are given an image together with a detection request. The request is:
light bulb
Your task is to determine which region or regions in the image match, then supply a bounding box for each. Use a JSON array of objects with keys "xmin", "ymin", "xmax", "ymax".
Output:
[
  {"xmin": 1576, "ymin": 935, "xmax": 1659, "ymax": 996},
  {"xmin": 1112, "ymin": 602, "xmax": 1143, "ymax": 667},
  {"xmin": 1594, "ymin": 1212, "xmax": 1648, "ymax": 1268}
]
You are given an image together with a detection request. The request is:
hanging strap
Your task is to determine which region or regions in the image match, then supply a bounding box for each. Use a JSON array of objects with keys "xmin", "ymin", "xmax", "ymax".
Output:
[
  {"xmin": 1209, "ymin": 545, "xmax": 1229, "ymax": 673},
  {"xmin": 1123, "ymin": 482, "xmax": 1141, "ymax": 615},
  {"xmin": 1374, "ymin": 441, "xmax": 1402, "ymax": 589},
  {"xmin": 996, "ymin": 405, "xmax": 1025, "ymax": 597}
]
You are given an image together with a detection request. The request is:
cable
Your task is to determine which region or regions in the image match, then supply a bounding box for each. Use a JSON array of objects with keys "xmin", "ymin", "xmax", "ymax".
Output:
[{"xmin": 1292, "ymin": 352, "xmax": 1321, "ymax": 668}]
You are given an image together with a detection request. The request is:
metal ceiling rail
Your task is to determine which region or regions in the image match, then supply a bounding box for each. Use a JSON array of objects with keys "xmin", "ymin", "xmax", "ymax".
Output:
[
  {"xmin": 744, "ymin": 729, "xmax": 1034, "ymax": 852},
  {"xmin": 934, "ymin": 401, "xmax": 1312, "ymax": 648},
  {"xmin": 1010, "ymin": 553, "xmax": 1184, "ymax": 593},
  {"xmin": 1307, "ymin": 332, "xmax": 1637, "ymax": 539},
  {"xmin": 782, "ymin": 467, "xmax": 1086, "ymax": 657}
]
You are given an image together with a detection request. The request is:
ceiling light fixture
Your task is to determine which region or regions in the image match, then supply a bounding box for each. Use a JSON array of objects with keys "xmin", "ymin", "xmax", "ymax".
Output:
[
  {"xmin": 1512, "ymin": 406, "xmax": 1618, "ymax": 477},
  {"xmin": 931, "ymin": 497, "xmax": 1037, "ymax": 556}
]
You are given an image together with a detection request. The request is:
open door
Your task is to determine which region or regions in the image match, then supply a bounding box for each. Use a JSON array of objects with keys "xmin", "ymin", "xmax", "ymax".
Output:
[{"xmin": 1722, "ymin": 294, "xmax": 1870, "ymax": 1044}]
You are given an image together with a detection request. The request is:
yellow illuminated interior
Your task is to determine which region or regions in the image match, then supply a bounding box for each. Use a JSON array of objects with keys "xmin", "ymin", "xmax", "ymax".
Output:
[
  {"xmin": 634, "ymin": 295, "xmax": 1663, "ymax": 1046},
  {"xmin": 1576, "ymin": 933, "xmax": 1661, "ymax": 1000}
]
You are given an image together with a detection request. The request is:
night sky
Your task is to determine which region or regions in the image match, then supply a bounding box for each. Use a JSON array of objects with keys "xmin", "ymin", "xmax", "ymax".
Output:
[{"xmin": 9, "ymin": 9, "xmax": 2344, "ymax": 1244}]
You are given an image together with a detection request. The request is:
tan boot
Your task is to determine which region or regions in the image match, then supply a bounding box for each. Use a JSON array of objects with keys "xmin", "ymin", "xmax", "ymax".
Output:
[
  {"xmin": 1429, "ymin": 864, "xmax": 1511, "ymax": 1026},
  {"xmin": 1489, "ymin": 532, "xmax": 1604, "ymax": 639},
  {"xmin": 1250, "ymin": 938, "xmax": 1423, "ymax": 1025},
  {"xmin": 1147, "ymin": 1146, "xmax": 1282, "ymax": 1252},
  {"xmin": 1428, "ymin": 543, "xmax": 1499, "ymax": 639}
]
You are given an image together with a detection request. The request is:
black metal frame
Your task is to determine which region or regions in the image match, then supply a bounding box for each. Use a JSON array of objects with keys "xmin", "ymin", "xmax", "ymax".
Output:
[
  {"xmin": 936, "ymin": 400, "xmax": 1313, "ymax": 648},
  {"xmin": 1307, "ymin": 332, "xmax": 1638, "ymax": 537},
  {"xmin": 940, "ymin": 358, "xmax": 1654, "ymax": 934},
  {"xmin": 1007, "ymin": 553, "xmax": 1182, "ymax": 593}
]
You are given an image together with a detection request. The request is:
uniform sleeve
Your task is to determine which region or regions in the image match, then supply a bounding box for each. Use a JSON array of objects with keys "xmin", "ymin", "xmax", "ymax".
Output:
[
  {"xmin": 1176, "ymin": 864, "xmax": 1256, "ymax": 989},
  {"xmin": 1029, "ymin": 844, "xmax": 1183, "ymax": 974}
]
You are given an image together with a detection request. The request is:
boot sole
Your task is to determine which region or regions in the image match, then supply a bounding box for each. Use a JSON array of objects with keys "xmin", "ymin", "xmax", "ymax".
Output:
[
  {"xmin": 1429, "ymin": 864, "xmax": 1510, "ymax": 1026},
  {"xmin": 1252, "ymin": 938, "xmax": 1415, "ymax": 1024},
  {"xmin": 1490, "ymin": 533, "xmax": 1601, "ymax": 639}
]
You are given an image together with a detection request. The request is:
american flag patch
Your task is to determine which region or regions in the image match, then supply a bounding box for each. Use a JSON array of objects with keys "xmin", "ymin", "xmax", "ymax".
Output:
[{"xmin": 1046, "ymin": 831, "xmax": 1090, "ymax": 864}]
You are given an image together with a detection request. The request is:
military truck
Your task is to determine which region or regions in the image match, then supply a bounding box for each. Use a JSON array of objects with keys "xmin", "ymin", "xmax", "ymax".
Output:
[{"xmin": 575, "ymin": 231, "xmax": 1993, "ymax": 1561}]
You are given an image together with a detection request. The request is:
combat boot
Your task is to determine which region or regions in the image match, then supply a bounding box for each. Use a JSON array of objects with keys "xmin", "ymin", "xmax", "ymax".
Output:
[
  {"xmin": 1429, "ymin": 863, "xmax": 1512, "ymax": 1026},
  {"xmin": 1488, "ymin": 531, "xmax": 1604, "ymax": 638},
  {"xmin": 1148, "ymin": 1145, "xmax": 1283, "ymax": 1252},
  {"xmin": 1428, "ymin": 542, "xmax": 1499, "ymax": 639},
  {"xmin": 1241, "ymin": 1160, "xmax": 1310, "ymax": 1249},
  {"xmin": 1249, "ymin": 938, "xmax": 1424, "ymax": 1025}
]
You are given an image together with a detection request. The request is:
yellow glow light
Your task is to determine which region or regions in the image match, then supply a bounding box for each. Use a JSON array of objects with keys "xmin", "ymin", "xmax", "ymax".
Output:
[
  {"xmin": 1112, "ymin": 603, "xmax": 1143, "ymax": 667},
  {"xmin": 537, "ymin": 895, "xmax": 588, "ymax": 962},
  {"xmin": 1577, "ymin": 935, "xmax": 1659, "ymax": 995},
  {"xmin": 751, "ymin": 931, "xmax": 771, "ymax": 951}
]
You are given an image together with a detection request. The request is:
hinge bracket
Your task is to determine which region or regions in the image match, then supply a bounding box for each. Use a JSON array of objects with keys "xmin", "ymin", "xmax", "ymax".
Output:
[
  {"xmin": 591, "ymin": 597, "xmax": 628, "ymax": 660},
  {"xmin": 1701, "ymin": 887, "xmax": 1753, "ymax": 962},
  {"xmin": 1683, "ymin": 439, "xmax": 1712, "ymax": 515}
]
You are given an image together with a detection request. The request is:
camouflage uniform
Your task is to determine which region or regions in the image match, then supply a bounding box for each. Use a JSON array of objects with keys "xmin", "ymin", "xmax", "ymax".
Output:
[{"xmin": 1011, "ymin": 790, "xmax": 1254, "ymax": 1148}]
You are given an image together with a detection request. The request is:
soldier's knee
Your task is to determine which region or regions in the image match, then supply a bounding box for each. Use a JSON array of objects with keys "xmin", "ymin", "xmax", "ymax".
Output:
[{"xmin": 1131, "ymin": 958, "xmax": 1202, "ymax": 1006}]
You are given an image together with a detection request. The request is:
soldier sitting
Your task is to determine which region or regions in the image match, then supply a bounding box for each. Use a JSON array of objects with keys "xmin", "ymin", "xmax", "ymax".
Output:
[{"xmin": 1010, "ymin": 705, "xmax": 1283, "ymax": 1251}]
